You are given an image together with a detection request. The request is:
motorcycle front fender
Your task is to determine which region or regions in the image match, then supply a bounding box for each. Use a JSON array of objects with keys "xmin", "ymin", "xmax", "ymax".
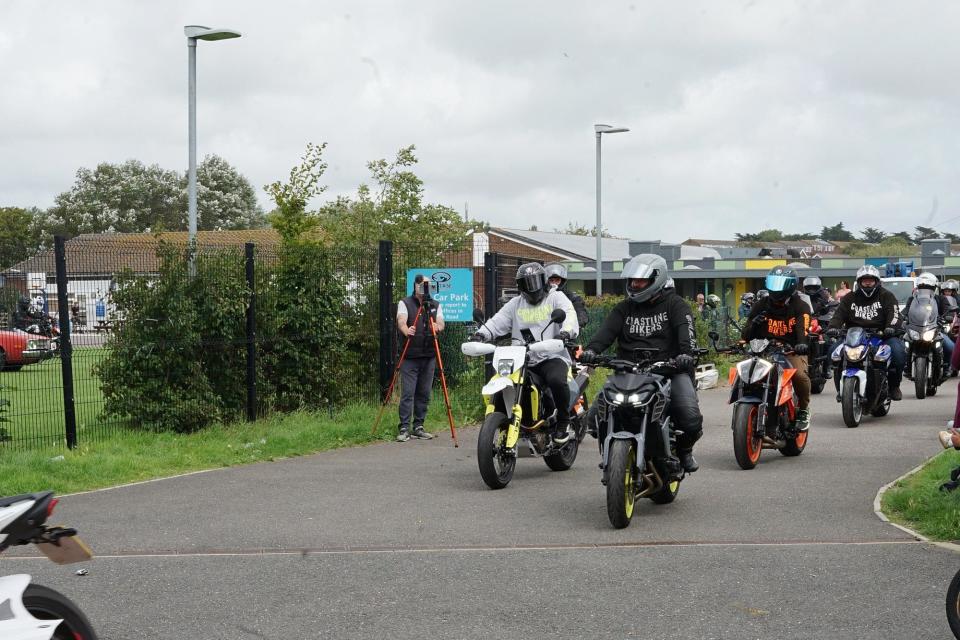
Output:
[
  {"xmin": 843, "ymin": 369, "xmax": 868, "ymax": 396},
  {"xmin": 602, "ymin": 430, "xmax": 644, "ymax": 472},
  {"xmin": 0, "ymin": 573, "xmax": 60, "ymax": 640}
]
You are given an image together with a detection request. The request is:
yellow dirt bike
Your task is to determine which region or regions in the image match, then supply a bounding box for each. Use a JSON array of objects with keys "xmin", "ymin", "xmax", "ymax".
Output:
[{"xmin": 462, "ymin": 308, "xmax": 590, "ymax": 490}]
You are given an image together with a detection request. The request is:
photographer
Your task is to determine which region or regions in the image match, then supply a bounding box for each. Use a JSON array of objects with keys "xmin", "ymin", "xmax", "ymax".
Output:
[{"xmin": 395, "ymin": 274, "xmax": 445, "ymax": 442}]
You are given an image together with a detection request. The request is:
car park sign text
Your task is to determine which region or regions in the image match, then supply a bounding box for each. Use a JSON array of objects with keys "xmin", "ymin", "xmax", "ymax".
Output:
[{"xmin": 406, "ymin": 268, "xmax": 473, "ymax": 321}]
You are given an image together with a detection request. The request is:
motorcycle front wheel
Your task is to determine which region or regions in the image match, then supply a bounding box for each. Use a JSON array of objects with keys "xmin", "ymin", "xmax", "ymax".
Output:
[
  {"xmin": 732, "ymin": 403, "xmax": 762, "ymax": 469},
  {"xmin": 946, "ymin": 568, "xmax": 960, "ymax": 639},
  {"xmin": 477, "ymin": 412, "xmax": 516, "ymax": 490},
  {"xmin": 841, "ymin": 377, "xmax": 862, "ymax": 428},
  {"xmin": 606, "ymin": 439, "xmax": 637, "ymax": 529},
  {"xmin": 914, "ymin": 356, "xmax": 928, "ymax": 399},
  {"xmin": 23, "ymin": 583, "xmax": 99, "ymax": 640}
]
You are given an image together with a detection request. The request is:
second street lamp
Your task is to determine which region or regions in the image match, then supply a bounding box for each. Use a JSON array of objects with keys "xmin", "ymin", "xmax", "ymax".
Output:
[
  {"xmin": 185, "ymin": 25, "xmax": 241, "ymax": 256},
  {"xmin": 594, "ymin": 123, "xmax": 629, "ymax": 297}
]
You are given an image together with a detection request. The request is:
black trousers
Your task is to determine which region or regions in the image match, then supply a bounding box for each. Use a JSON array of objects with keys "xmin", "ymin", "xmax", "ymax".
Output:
[{"xmin": 529, "ymin": 358, "xmax": 570, "ymax": 427}]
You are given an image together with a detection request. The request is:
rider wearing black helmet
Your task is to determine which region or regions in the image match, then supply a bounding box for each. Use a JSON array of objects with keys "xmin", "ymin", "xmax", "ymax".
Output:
[
  {"xmin": 544, "ymin": 263, "xmax": 589, "ymax": 328},
  {"xmin": 12, "ymin": 295, "xmax": 35, "ymax": 331},
  {"xmin": 473, "ymin": 263, "xmax": 579, "ymax": 444},
  {"xmin": 580, "ymin": 254, "xmax": 704, "ymax": 472},
  {"xmin": 738, "ymin": 292, "xmax": 755, "ymax": 322},
  {"xmin": 802, "ymin": 276, "xmax": 831, "ymax": 316},
  {"xmin": 742, "ymin": 266, "xmax": 813, "ymax": 430},
  {"xmin": 827, "ymin": 264, "xmax": 905, "ymax": 400}
]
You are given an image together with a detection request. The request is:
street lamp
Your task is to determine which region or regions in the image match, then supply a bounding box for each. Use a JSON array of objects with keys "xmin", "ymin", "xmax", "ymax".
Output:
[
  {"xmin": 185, "ymin": 25, "xmax": 241, "ymax": 253},
  {"xmin": 594, "ymin": 123, "xmax": 629, "ymax": 297}
]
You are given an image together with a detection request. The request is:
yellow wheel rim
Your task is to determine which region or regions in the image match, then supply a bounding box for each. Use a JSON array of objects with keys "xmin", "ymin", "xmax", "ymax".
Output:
[{"xmin": 624, "ymin": 447, "xmax": 636, "ymax": 518}]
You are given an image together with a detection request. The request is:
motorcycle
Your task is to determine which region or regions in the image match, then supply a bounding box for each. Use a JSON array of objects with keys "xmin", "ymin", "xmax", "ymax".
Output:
[
  {"xmin": 903, "ymin": 290, "xmax": 948, "ymax": 399},
  {"xmin": 586, "ymin": 347, "xmax": 705, "ymax": 529},
  {"xmin": 807, "ymin": 300, "xmax": 839, "ymax": 395},
  {"xmin": 831, "ymin": 327, "xmax": 893, "ymax": 428},
  {"xmin": 0, "ymin": 491, "xmax": 98, "ymax": 639},
  {"xmin": 711, "ymin": 332, "xmax": 808, "ymax": 470},
  {"xmin": 462, "ymin": 308, "xmax": 590, "ymax": 490},
  {"xmin": 949, "ymin": 568, "xmax": 960, "ymax": 639}
]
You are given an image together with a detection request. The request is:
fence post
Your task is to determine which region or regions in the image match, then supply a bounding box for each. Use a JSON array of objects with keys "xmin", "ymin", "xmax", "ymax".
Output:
[
  {"xmin": 53, "ymin": 236, "xmax": 77, "ymax": 449},
  {"xmin": 378, "ymin": 240, "xmax": 394, "ymax": 402},
  {"xmin": 245, "ymin": 242, "xmax": 256, "ymax": 422},
  {"xmin": 483, "ymin": 251, "xmax": 497, "ymax": 320}
]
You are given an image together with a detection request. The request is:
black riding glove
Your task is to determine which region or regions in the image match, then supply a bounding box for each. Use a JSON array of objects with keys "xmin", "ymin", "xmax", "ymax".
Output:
[
  {"xmin": 579, "ymin": 349, "xmax": 597, "ymax": 365},
  {"xmin": 675, "ymin": 353, "xmax": 696, "ymax": 371},
  {"xmin": 468, "ymin": 333, "xmax": 485, "ymax": 342},
  {"xmin": 826, "ymin": 328, "xmax": 840, "ymax": 338},
  {"xmin": 752, "ymin": 314, "xmax": 767, "ymax": 325},
  {"xmin": 558, "ymin": 331, "xmax": 571, "ymax": 342},
  {"xmin": 883, "ymin": 327, "xmax": 896, "ymax": 338},
  {"xmin": 793, "ymin": 343, "xmax": 809, "ymax": 356}
]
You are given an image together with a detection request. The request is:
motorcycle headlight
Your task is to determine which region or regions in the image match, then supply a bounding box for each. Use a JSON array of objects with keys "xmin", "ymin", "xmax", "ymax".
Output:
[
  {"xmin": 923, "ymin": 329, "xmax": 937, "ymax": 342},
  {"xmin": 604, "ymin": 390, "xmax": 625, "ymax": 406},
  {"xmin": 496, "ymin": 359, "xmax": 514, "ymax": 376},
  {"xmin": 909, "ymin": 329, "xmax": 920, "ymax": 341},
  {"xmin": 736, "ymin": 359, "xmax": 773, "ymax": 384},
  {"xmin": 845, "ymin": 345, "xmax": 866, "ymax": 362}
]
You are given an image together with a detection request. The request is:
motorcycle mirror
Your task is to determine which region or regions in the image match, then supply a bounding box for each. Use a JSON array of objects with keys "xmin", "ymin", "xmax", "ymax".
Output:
[
  {"xmin": 472, "ymin": 308, "xmax": 485, "ymax": 324},
  {"xmin": 550, "ymin": 308, "xmax": 566, "ymax": 325}
]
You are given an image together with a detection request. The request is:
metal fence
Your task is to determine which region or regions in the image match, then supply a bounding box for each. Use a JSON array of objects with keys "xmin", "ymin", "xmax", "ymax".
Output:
[{"xmin": 0, "ymin": 235, "xmax": 543, "ymax": 451}]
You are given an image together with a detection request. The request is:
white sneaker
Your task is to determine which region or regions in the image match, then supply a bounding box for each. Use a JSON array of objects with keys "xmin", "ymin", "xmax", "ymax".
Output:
[{"xmin": 949, "ymin": 420, "xmax": 955, "ymax": 429}]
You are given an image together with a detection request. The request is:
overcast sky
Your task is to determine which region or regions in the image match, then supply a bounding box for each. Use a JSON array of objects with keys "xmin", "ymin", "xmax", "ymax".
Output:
[{"xmin": 2, "ymin": 1, "xmax": 959, "ymax": 242}]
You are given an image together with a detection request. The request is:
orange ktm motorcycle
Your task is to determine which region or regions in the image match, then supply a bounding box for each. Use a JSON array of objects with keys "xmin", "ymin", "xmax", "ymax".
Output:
[{"xmin": 712, "ymin": 332, "xmax": 808, "ymax": 470}]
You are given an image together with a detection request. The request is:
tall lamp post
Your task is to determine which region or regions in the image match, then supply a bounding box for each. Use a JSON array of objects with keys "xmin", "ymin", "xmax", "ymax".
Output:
[
  {"xmin": 594, "ymin": 123, "xmax": 629, "ymax": 297},
  {"xmin": 185, "ymin": 25, "xmax": 241, "ymax": 253}
]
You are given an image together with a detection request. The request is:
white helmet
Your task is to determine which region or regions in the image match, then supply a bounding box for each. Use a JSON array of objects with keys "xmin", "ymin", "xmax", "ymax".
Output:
[
  {"xmin": 855, "ymin": 264, "xmax": 882, "ymax": 298},
  {"xmin": 915, "ymin": 272, "xmax": 939, "ymax": 291}
]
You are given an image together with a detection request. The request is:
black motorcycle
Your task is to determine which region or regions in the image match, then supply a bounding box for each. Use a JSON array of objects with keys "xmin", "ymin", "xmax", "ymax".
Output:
[
  {"xmin": 903, "ymin": 290, "xmax": 948, "ymax": 399},
  {"xmin": 807, "ymin": 300, "xmax": 839, "ymax": 394},
  {"xmin": 586, "ymin": 348, "xmax": 705, "ymax": 529}
]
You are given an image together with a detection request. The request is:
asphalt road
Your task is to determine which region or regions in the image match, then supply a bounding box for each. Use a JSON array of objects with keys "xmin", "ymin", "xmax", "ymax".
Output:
[{"xmin": 4, "ymin": 384, "xmax": 959, "ymax": 639}]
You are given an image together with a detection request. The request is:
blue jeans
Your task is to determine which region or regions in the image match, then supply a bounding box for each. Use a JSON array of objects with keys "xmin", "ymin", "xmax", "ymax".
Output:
[
  {"xmin": 942, "ymin": 333, "xmax": 955, "ymax": 368},
  {"xmin": 885, "ymin": 337, "xmax": 906, "ymax": 388}
]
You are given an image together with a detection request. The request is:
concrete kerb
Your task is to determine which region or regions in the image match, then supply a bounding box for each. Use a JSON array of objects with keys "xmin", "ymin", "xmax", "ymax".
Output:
[{"xmin": 873, "ymin": 454, "xmax": 960, "ymax": 554}]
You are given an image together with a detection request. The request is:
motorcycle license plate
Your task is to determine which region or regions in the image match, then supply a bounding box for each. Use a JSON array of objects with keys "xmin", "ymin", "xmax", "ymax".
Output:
[{"xmin": 37, "ymin": 534, "xmax": 93, "ymax": 565}]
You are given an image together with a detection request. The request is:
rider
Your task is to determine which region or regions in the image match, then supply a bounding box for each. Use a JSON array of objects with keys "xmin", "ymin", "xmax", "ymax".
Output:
[
  {"xmin": 741, "ymin": 267, "xmax": 812, "ymax": 430},
  {"xmin": 544, "ymin": 262, "xmax": 589, "ymax": 329},
  {"xmin": 473, "ymin": 263, "xmax": 579, "ymax": 444},
  {"xmin": 827, "ymin": 264, "xmax": 905, "ymax": 401},
  {"xmin": 580, "ymin": 254, "xmax": 704, "ymax": 472},
  {"xmin": 942, "ymin": 280, "xmax": 959, "ymax": 313},
  {"xmin": 756, "ymin": 289, "xmax": 770, "ymax": 303},
  {"xmin": 802, "ymin": 276, "xmax": 832, "ymax": 316},
  {"xmin": 904, "ymin": 272, "xmax": 955, "ymax": 366},
  {"xmin": 738, "ymin": 292, "xmax": 755, "ymax": 322},
  {"xmin": 11, "ymin": 295, "xmax": 39, "ymax": 331}
]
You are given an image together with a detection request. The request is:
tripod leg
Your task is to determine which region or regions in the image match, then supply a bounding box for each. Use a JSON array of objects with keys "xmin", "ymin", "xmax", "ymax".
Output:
[
  {"xmin": 429, "ymin": 316, "xmax": 459, "ymax": 447},
  {"xmin": 372, "ymin": 304, "xmax": 423, "ymax": 435}
]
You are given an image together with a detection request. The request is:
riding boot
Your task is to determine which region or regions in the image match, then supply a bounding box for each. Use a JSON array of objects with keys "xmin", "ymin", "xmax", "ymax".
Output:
[{"xmin": 678, "ymin": 448, "xmax": 699, "ymax": 473}]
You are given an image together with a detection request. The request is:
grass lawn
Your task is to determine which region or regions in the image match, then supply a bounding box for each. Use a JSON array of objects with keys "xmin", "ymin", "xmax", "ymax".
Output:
[
  {"xmin": 0, "ymin": 382, "xmax": 484, "ymax": 496},
  {"xmin": 881, "ymin": 449, "xmax": 960, "ymax": 541}
]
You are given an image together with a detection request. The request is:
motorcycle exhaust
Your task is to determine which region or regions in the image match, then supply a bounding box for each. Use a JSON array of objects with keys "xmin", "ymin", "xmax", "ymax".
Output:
[
  {"xmin": 637, "ymin": 460, "xmax": 664, "ymax": 498},
  {"xmin": 761, "ymin": 436, "xmax": 786, "ymax": 449}
]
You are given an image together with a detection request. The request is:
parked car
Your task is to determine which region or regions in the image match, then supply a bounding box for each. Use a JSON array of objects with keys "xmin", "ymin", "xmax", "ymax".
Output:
[
  {"xmin": 881, "ymin": 276, "xmax": 915, "ymax": 316},
  {"xmin": 0, "ymin": 329, "xmax": 53, "ymax": 371}
]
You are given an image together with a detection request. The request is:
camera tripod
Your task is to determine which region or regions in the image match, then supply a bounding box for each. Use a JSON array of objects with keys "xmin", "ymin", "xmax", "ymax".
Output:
[{"xmin": 372, "ymin": 301, "xmax": 459, "ymax": 447}]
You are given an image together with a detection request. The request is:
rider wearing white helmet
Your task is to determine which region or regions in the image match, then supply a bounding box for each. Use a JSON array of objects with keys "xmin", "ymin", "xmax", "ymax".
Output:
[{"xmin": 905, "ymin": 272, "xmax": 955, "ymax": 366}]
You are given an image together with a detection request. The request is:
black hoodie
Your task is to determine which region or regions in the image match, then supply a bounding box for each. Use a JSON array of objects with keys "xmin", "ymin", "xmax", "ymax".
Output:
[
  {"xmin": 586, "ymin": 290, "xmax": 696, "ymax": 360},
  {"xmin": 828, "ymin": 287, "xmax": 900, "ymax": 331}
]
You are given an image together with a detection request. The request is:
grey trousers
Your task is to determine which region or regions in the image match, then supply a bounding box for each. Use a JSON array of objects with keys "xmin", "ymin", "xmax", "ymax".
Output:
[{"xmin": 399, "ymin": 357, "xmax": 436, "ymax": 430}]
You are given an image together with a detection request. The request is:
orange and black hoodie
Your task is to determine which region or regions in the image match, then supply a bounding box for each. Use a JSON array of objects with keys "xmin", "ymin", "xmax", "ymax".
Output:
[{"xmin": 741, "ymin": 295, "xmax": 809, "ymax": 346}]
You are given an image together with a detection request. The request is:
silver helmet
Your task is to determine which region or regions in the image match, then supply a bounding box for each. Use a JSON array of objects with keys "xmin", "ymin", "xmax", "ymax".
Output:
[
  {"xmin": 802, "ymin": 276, "xmax": 822, "ymax": 294},
  {"xmin": 915, "ymin": 272, "xmax": 938, "ymax": 291},
  {"xmin": 544, "ymin": 263, "xmax": 568, "ymax": 289},
  {"xmin": 855, "ymin": 264, "xmax": 882, "ymax": 298},
  {"xmin": 664, "ymin": 278, "xmax": 676, "ymax": 290},
  {"xmin": 621, "ymin": 254, "xmax": 669, "ymax": 303},
  {"xmin": 943, "ymin": 279, "xmax": 959, "ymax": 294}
]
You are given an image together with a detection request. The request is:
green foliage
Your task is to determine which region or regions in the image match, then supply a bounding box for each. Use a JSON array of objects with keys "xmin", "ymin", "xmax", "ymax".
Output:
[
  {"xmin": 860, "ymin": 227, "xmax": 887, "ymax": 243},
  {"xmin": 0, "ymin": 384, "xmax": 10, "ymax": 443},
  {"xmin": 555, "ymin": 221, "xmax": 614, "ymax": 237},
  {"xmin": 882, "ymin": 450, "xmax": 960, "ymax": 540},
  {"xmin": 843, "ymin": 237, "xmax": 916, "ymax": 258},
  {"xmin": 265, "ymin": 142, "xmax": 328, "ymax": 242},
  {"xmin": 195, "ymin": 154, "xmax": 265, "ymax": 230},
  {"xmin": 0, "ymin": 207, "xmax": 43, "ymax": 270},
  {"xmin": 820, "ymin": 222, "xmax": 855, "ymax": 241}
]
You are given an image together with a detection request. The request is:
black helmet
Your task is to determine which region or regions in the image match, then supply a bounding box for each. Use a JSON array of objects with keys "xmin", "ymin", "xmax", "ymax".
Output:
[
  {"xmin": 515, "ymin": 263, "xmax": 547, "ymax": 305},
  {"xmin": 621, "ymin": 254, "xmax": 669, "ymax": 303},
  {"xmin": 765, "ymin": 266, "xmax": 798, "ymax": 303},
  {"xmin": 17, "ymin": 295, "xmax": 30, "ymax": 310},
  {"xmin": 544, "ymin": 263, "xmax": 568, "ymax": 290},
  {"xmin": 756, "ymin": 289, "xmax": 769, "ymax": 301},
  {"xmin": 802, "ymin": 276, "xmax": 822, "ymax": 295},
  {"xmin": 741, "ymin": 292, "xmax": 755, "ymax": 305}
]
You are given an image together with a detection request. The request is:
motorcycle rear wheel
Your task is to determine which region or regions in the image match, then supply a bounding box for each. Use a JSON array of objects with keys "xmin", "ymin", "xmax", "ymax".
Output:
[
  {"xmin": 841, "ymin": 377, "xmax": 862, "ymax": 428},
  {"xmin": 543, "ymin": 434, "xmax": 579, "ymax": 471},
  {"xmin": 23, "ymin": 583, "xmax": 99, "ymax": 640},
  {"xmin": 780, "ymin": 427, "xmax": 808, "ymax": 456},
  {"xmin": 606, "ymin": 439, "xmax": 636, "ymax": 529},
  {"xmin": 477, "ymin": 412, "xmax": 516, "ymax": 490},
  {"xmin": 811, "ymin": 379, "xmax": 825, "ymax": 394},
  {"xmin": 946, "ymin": 568, "xmax": 960, "ymax": 639},
  {"xmin": 732, "ymin": 403, "xmax": 762, "ymax": 470},
  {"xmin": 914, "ymin": 356, "xmax": 928, "ymax": 399}
]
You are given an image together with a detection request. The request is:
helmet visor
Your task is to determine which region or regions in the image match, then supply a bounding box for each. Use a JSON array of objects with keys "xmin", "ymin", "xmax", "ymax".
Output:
[
  {"xmin": 765, "ymin": 274, "xmax": 796, "ymax": 293},
  {"xmin": 517, "ymin": 273, "xmax": 544, "ymax": 294}
]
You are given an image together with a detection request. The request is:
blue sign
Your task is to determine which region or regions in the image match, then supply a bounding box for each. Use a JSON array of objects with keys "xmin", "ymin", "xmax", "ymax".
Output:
[{"xmin": 406, "ymin": 268, "xmax": 473, "ymax": 322}]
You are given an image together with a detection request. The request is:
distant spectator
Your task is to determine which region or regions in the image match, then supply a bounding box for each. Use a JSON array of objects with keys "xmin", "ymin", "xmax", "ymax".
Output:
[{"xmin": 835, "ymin": 281, "xmax": 851, "ymax": 299}]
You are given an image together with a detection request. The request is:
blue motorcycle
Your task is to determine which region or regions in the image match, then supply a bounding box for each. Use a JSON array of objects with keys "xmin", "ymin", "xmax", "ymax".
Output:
[{"xmin": 831, "ymin": 327, "xmax": 892, "ymax": 428}]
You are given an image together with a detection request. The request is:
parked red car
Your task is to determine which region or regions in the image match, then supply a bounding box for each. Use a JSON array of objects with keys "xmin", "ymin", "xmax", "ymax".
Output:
[{"xmin": 0, "ymin": 329, "xmax": 53, "ymax": 371}]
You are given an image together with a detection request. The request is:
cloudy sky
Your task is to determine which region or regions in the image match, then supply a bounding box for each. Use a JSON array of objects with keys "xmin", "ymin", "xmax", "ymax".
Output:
[{"xmin": 2, "ymin": 1, "xmax": 959, "ymax": 242}]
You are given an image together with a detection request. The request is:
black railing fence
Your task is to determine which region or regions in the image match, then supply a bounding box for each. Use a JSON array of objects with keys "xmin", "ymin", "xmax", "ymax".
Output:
[{"xmin": 0, "ymin": 235, "xmax": 544, "ymax": 450}]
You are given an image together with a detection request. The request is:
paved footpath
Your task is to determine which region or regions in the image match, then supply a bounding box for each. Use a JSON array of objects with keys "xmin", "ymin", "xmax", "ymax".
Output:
[{"xmin": 4, "ymin": 385, "xmax": 960, "ymax": 639}]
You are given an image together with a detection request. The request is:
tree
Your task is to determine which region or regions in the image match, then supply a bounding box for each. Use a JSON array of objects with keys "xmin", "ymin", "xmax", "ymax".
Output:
[
  {"xmin": 819, "ymin": 222, "xmax": 854, "ymax": 241},
  {"xmin": 264, "ymin": 142, "xmax": 328, "ymax": 242},
  {"xmin": 912, "ymin": 226, "xmax": 940, "ymax": 243},
  {"xmin": 782, "ymin": 232, "xmax": 817, "ymax": 241},
  {"xmin": 860, "ymin": 227, "xmax": 887, "ymax": 243},
  {"xmin": 192, "ymin": 155, "xmax": 265, "ymax": 231},
  {"xmin": 844, "ymin": 237, "xmax": 915, "ymax": 258},
  {"xmin": 0, "ymin": 207, "xmax": 42, "ymax": 269},
  {"xmin": 554, "ymin": 221, "xmax": 613, "ymax": 237},
  {"xmin": 735, "ymin": 229, "xmax": 783, "ymax": 243},
  {"xmin": 889, "ymin": 231, "xmax": 913, "ymax": 243}
]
